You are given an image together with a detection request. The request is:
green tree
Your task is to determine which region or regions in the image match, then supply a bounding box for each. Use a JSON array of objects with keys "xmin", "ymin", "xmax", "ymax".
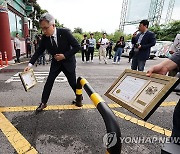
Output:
[
  {"xmin": 73, "ymin": 33, "xmax": 84, "ymax": 44},
  {"xmin": 73, "ymin": 27, "xmax": 83, "ymax": 34},
  {"xmin": 149, "ymin": 20, "xmax": 180, "ymax": 41}
]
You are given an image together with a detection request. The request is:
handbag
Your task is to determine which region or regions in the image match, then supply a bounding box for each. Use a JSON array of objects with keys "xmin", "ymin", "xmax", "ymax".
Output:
[
  {"xmin": 96, "ymin": 38, "xmax": 102, "ymax": 49},
  {"xmin": 113, "ymin": 45, "xmax": 118, "ymax": 51}
]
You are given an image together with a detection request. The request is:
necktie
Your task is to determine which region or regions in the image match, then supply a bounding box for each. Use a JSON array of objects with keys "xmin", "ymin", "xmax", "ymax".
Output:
[{"xmin": 51, "ymin": 36, "xmax": 57, "ymax": 49}]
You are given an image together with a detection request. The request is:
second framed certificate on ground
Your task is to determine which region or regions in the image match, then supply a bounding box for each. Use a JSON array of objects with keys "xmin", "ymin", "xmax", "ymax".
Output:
[{"xmin": 105, "ymin": 69, "xmax": 179, "ymax": 120}]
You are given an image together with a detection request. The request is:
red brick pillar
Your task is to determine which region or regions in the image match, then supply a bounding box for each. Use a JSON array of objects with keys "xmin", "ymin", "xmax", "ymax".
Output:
[{"xmin": 0, "ymin": 1, "xmax": 12, "ymax": 60}]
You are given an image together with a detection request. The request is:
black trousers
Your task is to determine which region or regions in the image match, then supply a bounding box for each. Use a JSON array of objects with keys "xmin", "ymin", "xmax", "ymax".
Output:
[
  {"xmin": 81, "ymin": 49, "xmax": 88, "ymax": 62},
  {"xmin": 41, "ymin": 61, "xmax": 76, "ymax": 104},
  {"xmin": 26, "ymin": 45, "xmax": 31, "ymax": 58},
  {"xmin": 15, "ymin": 49, "xmax": 20, "ymax": 62},
  {"xmin": 88, "ymin": 47, "xmax": 94, "ymax": 61},
  {"xmin": 106, "ymin": 47, "xmax": 113, "ymax": 59},
  {"xmin": 171, "ymin": 99, "xmax": 180, "ymax": 144}
]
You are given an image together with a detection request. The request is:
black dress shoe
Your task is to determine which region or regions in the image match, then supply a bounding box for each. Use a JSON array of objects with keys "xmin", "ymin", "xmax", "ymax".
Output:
[{"xmin": 36, "ymin": 103, "xmax": 47, "ymax": 112}]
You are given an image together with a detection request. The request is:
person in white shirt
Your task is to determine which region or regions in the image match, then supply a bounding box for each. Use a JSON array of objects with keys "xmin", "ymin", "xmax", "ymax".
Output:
[
  {"xmin": 14, "ymin": 33, "xmax": 21, "ymax": 63},
  {"xmin": 98, "ymin": 33, "xmax": 109, "ymax": 64}
]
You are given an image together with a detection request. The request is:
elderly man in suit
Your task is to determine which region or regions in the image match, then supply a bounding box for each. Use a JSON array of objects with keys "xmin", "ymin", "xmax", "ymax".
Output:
[
  {"xmin": 24, "ymin": 13, "xmax": 80, "ymax": 112},
  {"xmin": 131, "ymin": 20, "xmax": 156, "ymax": 71}
]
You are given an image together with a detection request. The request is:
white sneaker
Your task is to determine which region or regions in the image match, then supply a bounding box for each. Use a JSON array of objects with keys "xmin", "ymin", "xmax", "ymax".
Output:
[
  {"xmin": 91, "ymin": 60, "xmax": 93, "ymax": 63},
  {"xmin": 117, "ymin": 62, "xmax": 120, "ymax": 64},
  {"xmin": 105, "ymin": 61, "xmax": 108, "ymax": 64},
  {"xmin": 112, "ymin": 62, "xmax": 116, "ymax": 64}
]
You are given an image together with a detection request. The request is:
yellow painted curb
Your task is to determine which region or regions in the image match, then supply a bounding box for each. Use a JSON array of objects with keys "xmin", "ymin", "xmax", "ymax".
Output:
[
  {"xmin": 112, "ymin": 110, "xmax": 172, "ymax": 136},
  {"xmin": 0, "ymin": 112, "xmax": 38, "ymax": 154}
]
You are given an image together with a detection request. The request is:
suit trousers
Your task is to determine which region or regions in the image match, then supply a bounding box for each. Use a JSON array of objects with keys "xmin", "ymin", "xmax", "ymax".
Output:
[
  {"xmin": 41, "ymin": 60, "xmax": 76, "ymax": 104},
  {"xmin": 131, "ymin": 56, "xmax": 146, "ymax": 71},
  {"xmin": 88, "ymin": 47, "xmax": 94, "ymax": 61}
]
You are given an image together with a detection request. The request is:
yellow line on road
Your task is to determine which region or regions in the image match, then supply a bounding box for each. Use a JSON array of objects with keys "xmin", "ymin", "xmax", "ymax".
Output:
[
  {"xmin": 0, "ymin": 104, "xmax": 120, "ymax": 112},
  {"xmin": 0, "ymin": 101, "xmax": 177, "ymax": 112},
  {"xmin": 0, "ymin": 112, "xmax": 38, "ymax": 154},
  {"xmin": 112, "ymin": 110, "xmax": 172, "ymax": 136}
]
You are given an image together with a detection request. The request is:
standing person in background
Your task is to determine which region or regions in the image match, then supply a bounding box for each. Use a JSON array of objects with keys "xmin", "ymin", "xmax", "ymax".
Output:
[
  {"xmin": 25, "ymin": 35, "xmax": 32, "ymax": 58},
  {"xmin": 14, "ymin": 33, "xmax": 21, "ymax": 63},
  {"xmin": 113, "ymin": 36, "xmax": 125, "ymax": 64},
  {"xmin": 81, "ymin": 34, "xmax": 89, "ymax": 63},
  {"xmin": 106, "ymin": 39, "xmax": 114, "ymax": 59},
  {"xmin": 88, "ymin": 33, "xmax": 96, "ymax": 62},
  {"xmin": 35, "ymin": 34, "xmax": 46, "ymax": 66},
  {"xmin": 147, "ymin": 51, "xmax": 180, "ymax": 144},
  {"xmin": 98, "ymin": 33, "xmax": 109, "ymax": 64},
  {"xmin": 24, "ymin": 13, "xmax": 80, "ymax": 112},
  {"xmin": 128, "ymin": 31, "xmax": 138, "ymax": 63},
  {"xmin": 131, "ymin": 20, "xmax": 156, "ymax": 71},
  {"xmin": 168, "ymin": 34, "xmax": 180, "ymax": 76}
]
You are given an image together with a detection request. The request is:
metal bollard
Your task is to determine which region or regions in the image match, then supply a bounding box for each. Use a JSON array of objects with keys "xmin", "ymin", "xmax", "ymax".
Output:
[{"xmin": 75, "ymin": 76, "xmax": 122, "ymax": 154}]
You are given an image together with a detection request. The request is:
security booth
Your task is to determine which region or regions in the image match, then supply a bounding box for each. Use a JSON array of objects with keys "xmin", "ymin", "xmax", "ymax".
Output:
[{"xmin": 0, "ymin": 0, "xmax": 34, "ymax": 60}]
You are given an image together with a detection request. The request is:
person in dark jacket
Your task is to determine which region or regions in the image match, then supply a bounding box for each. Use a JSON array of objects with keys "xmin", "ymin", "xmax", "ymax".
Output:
[
  {"xmin": 112, "ymin": 36, "xmax": 125, "ymax": 64},
  {"xmin": 24, "ymin": 13, "xmax": 80, "ymax": 112},
  {"xmin": 81, "ymin": 34, "xmax": 89, "ymax": 63},
  {"xmin": 131, "ymin": 20, "xmax": 156, "ymax": 71},
  {"xmin": 128, "ymin": 31, "xmax": 138, "ymax": 63},
  {"xmin": 147, "ymin": 51, "xmax": 180, "ymax": 144}
]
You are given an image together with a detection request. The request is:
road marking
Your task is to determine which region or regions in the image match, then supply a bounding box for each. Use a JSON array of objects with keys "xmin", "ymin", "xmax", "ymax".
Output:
[
  {"xmin": 0, "ymin": 112, "xmax": 38, "ymax": 154},
  {"xmin": 5, "ymin": 72, "xmax": 67, "ymax": 83},
  {"xmin": 0, "ymin": 101, "xmax": 176, "ymax": 113},
  {"xmin": 112, "ymin": 109, "xmax": 172, "ymax": 136},
  {"xmin": 0, "ymin": 101, "xmax": 176, "ymax": 153},
  {"xmin": 0, "ymin": 104, "xmax": 120, "ymax": 112}
]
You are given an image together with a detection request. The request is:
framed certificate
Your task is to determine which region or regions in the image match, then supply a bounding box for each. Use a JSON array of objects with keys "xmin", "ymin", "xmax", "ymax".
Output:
[
  {"xmin": 105, "ymin": 69, "xmax": 180, "ymax": 120},
  {"xmin": 19, "ymin": 69, "xmax": 37, "ymax": 91}
]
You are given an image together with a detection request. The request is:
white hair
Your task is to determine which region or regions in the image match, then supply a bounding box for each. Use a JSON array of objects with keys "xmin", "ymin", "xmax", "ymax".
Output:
[{"xmin": 39, "ymin": 13, "xmax": 55, "ymax": 25}]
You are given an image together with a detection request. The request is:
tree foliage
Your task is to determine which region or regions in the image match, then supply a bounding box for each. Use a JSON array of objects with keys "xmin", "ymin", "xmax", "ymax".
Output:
[
  {"xmin": 73, "ymin": 27, "xmax": 83, "ymax": 34},
  {"xmin": 149, "ymin": 20, "xmax": 180, "ymax": 41}
]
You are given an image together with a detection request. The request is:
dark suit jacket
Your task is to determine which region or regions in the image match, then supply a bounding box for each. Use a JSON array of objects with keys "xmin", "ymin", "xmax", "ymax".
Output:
[
  {"xmin": 30, "ymin": 28, "xmax": 80, "ymax": 72},
  {"xmin": 134, "ymin": 30, "xmax": 156, "ymax": 60}
]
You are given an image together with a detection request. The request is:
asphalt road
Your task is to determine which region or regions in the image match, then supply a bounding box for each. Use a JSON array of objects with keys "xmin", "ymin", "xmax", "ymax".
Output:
[{"xmin": 0, "ymin": 56, "xmax": 179, "ymax": 154}]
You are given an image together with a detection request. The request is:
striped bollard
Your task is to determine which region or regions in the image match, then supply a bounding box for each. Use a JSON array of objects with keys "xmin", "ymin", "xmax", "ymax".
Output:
[
  {"xmin": 4, "ymin": 51, "xmax": 8, "ymax": 65},
  {"xmin": 0, "ymin": 52, "xmax": 3, "ymax": 67},
  {"xmin": 75, "ymin": 77, "xmax": 122, "ymax": 154}
]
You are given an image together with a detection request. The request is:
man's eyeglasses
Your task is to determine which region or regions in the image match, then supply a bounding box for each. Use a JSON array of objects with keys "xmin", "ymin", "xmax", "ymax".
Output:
[{"xmin": 41, "ymin": 25, "xmax": 52, "ymax": 31}]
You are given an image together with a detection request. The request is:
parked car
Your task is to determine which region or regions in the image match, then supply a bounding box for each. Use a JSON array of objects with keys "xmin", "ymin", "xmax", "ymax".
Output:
[
  {"xmin": 121, "ymin": 40, "xmax": 132, "ymax": 57},
  {"xmin": 154, "ymin": 41, "xmax": 173, "ymax": 58}
]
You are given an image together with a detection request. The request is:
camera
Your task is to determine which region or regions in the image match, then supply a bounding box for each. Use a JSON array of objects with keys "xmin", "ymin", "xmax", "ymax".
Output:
[{"xmin": 134, "ymin": 43, "xmax": 140, "ymax": 48}]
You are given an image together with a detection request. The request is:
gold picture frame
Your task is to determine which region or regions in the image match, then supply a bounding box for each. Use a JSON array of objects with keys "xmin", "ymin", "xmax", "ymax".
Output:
[
  {"xmin": 105, "ymin": 69, "xmax": 180, "ymax": 120},
  {"xmin": 19, "ymin": 69, "xmax": 37, "ymax": 92}
]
